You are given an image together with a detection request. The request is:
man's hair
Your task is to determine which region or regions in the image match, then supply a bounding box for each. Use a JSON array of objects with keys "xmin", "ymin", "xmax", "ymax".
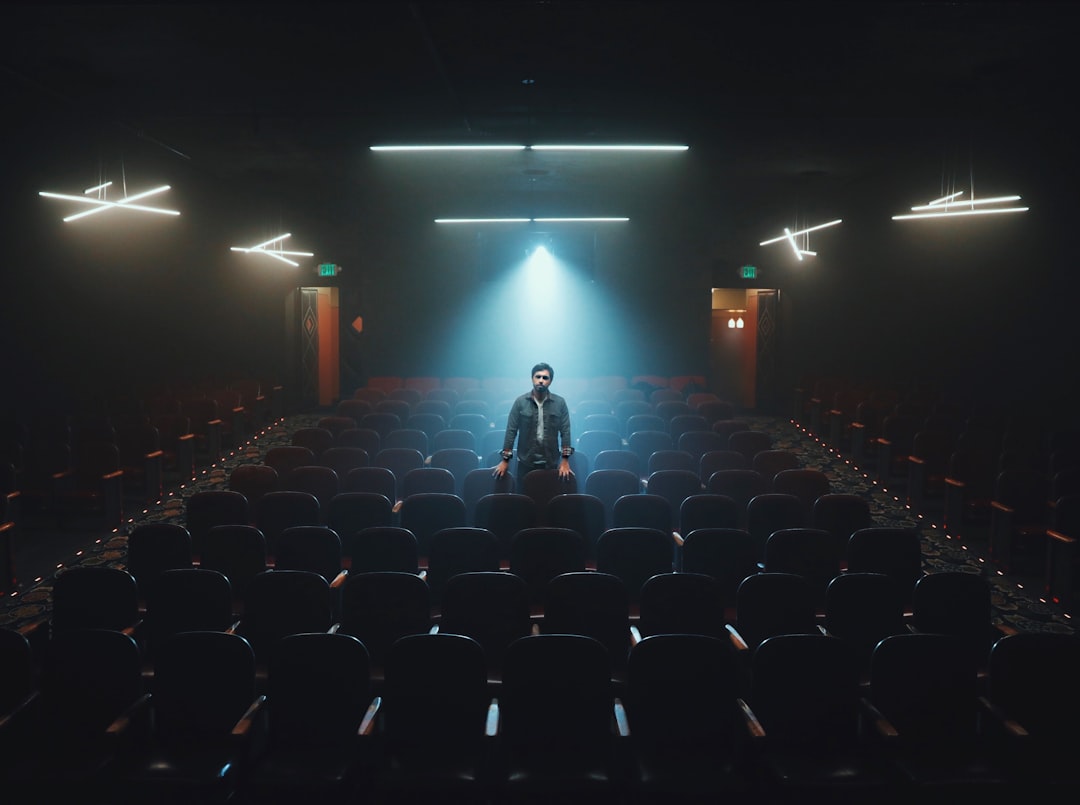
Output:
[{"xmin": 531, "ymin": 362, "xmax": 554, "ymax": 380}]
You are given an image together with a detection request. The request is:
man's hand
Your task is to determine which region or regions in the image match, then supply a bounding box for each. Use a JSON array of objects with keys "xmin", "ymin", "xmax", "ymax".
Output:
[
  {"xmin": 558, "ymin": 457, "xmax": 572, "ymax": 480},
  {"xmin": 493, "ymin": 459, "xmax": 509, "ymax": 478}
]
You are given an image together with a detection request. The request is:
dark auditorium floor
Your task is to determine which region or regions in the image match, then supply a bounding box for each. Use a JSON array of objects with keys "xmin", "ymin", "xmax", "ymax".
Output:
[{"xmin": 1, "ymin": 411, "xmax": 1075, "ymax": 637}]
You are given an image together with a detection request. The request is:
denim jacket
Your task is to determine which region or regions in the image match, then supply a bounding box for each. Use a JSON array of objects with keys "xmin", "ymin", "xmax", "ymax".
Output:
[{"xmin": 501, "ymin": 392, "xmax": 572, "ymax": 467}]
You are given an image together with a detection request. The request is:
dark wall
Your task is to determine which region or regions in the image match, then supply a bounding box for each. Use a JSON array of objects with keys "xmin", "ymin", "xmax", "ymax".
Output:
[{"xmin": 3, "ymin": 110, "xmax": 1072, "ymax": 418}]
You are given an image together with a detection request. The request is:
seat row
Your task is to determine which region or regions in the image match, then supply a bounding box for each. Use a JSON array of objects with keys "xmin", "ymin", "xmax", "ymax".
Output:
[{"xmin": 4, "ymin": 618, "xmax": 1077, "ymax": 803}]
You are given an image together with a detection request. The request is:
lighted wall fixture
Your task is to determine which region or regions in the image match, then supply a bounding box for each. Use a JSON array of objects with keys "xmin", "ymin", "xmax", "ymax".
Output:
[
  {"xmin": 435, "ymin": 217, "xmax": 629, "ymax": 224},
  {"xmin": 727, "ymin": 315, "xmax": 745, "ymax": 329},
  {"xmin": 892, "ymin": 190, "xmax": 1028, "ymax": 220},
  {"xmin": 39, "ymin": 181, "xmax": 180, "ymax": 222},
  {"xmin": 230, "ymin": 234, "xmax": 314, "ymax": 267},
  {"xmin": 759, "ymin": 219, "xmax": 842, "ymax": 261}
]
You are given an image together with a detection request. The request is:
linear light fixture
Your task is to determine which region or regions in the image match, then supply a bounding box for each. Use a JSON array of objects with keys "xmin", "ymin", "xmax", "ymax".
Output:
[
  {"xmin": 39, "ymin": 181, "xmax": 180, "ymax": 222},
  {"xmin": 530, "ymin": 144, "xmax": 689, "ymax": 151},
  {"xmin": 371, "ymin": 144, "xmax": 688, "ymax": 152},
  {"xmin": 435, "ymin": 217, "xmax": 629, "ymax": 224},
  {"xmin": 230, "ymin": 234, "xmax": 314, "ymax": 267},
  {"xmin": 892, "ymin": 190, "xmax": 1028, "ymax": 220},
  {"xmin": 759, "ymin": 219, "xmax": 842, "ymax": 261},
  {"xmin": 370, "ymin": 144, "xmax": 527, "ymax": 151}
]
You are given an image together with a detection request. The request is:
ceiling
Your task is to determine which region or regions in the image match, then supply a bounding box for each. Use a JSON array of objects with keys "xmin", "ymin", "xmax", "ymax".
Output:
[{"xmin": 3, "ymin": 2, "xmax": 1075, "ymax": 237}]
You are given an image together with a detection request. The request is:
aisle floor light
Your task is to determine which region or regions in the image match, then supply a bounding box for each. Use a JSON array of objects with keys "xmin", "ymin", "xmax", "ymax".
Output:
[
  {"xmin": 759, "ymin": 219, "xmax": 842, "ymax": 261},
  {"xmin": 230, "ymin": 233, "xmax": 314, "ymax": 267},
  {"xmin": 892, "ymin": 189, "xmax": 1028, "ymax": 220},
  {"xmin": 39, "ymin": 181, "xmax": 180, "ymax": 222}
]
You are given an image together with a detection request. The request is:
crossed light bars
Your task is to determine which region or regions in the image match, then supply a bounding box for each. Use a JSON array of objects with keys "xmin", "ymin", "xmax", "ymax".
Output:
[
  {"xmin": 892, "ymin": 189, "xmax": 1028, "ymax": 220},
  {"xmin": 759, "ymin": 219, "xmax": 843, "ymax": 261},
  {"xmin": 39, "ymin": 181, "xmax": 180, "ymax": 222},
  {"xmin": 230, "ymin": 234, "xmax": 314, "ymax": 267}
]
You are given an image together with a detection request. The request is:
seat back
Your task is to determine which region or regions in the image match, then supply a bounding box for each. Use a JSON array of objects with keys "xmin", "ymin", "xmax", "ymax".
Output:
[{"xmin": 268, "ymin": 632, "xmax": 371, "ymax": 748}]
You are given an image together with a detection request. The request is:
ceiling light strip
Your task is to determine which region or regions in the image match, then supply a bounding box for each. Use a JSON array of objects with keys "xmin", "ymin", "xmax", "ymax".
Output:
[
  {"xmin": 435, "ymin": 217, "xmax": 628, "ymax": 224},
  {"xmin": 372, "ymin": 144, "xmax": 688, "ymax": 152}
]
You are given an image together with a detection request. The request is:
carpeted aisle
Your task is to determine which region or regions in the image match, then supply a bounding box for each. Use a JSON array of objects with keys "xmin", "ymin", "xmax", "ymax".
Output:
[{"xmin": 1, "ymin": 412, "xmax": 1073, "ymax": 637}]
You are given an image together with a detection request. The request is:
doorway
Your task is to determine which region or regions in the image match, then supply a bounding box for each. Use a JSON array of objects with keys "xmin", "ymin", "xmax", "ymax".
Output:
[{"xmin": 710, "ymin": 288, "xmax": 779, "ymax": 413}]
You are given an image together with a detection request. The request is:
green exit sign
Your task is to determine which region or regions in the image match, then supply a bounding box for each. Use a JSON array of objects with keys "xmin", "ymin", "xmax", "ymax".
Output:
[
  {"xmin": 318, "ymin": 263, "xmax": 339, "ymax": 277},
  {"xmin": 740, "ymin": 265, "xmax": 757, "ymax": 279}
]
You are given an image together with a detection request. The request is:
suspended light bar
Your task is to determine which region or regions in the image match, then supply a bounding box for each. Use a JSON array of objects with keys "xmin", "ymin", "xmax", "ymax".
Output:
[
  {"xmin": 533, "ymin": 217, "xmax": 629, "ymax": 223},
  {"xmin": 370, "ymin": 145, "xmax": 526, "ymax": 151},
  {"xmin": 759, "ymin": 219, "xmax": 842, "ymax": 260},
  {"xmin": 39, "ymin": 183, "xmax": 180, "ymax": 222},
  {"xmin": 434, "ymin": 218, "xmax": 532, "ymax": 224},
  {"xmin": 435, "ymin": 217, "xmax": 628, "ymax": 224},
  {"xmin": 530, "ymin": 144, "xmax": 689, "ymax": 151},
  {"xmin": 371, "ymin": 144, "xmax": 688, "ymax": 152},
  {"xmin": 230, "ymin": 233, "xmax": 314, "ymax": 267},
  {"xmin": 893, "ymin": 190, "xmax": 1028, "ymax": 220}
]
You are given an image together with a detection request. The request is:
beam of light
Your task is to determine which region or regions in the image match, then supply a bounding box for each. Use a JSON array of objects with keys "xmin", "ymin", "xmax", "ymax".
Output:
[
  {"xmin": 230, "ymin": 233, "xmax": 314, "ymax": 267},
  {"xmin": 759, "ymin": 219, "xmax": 843, "ymax": 246},
  {"xmin": 370, "ymin": 144, "xmax": 527, "ymax": 151},
  {"xmin": 83, "ymin": 182, "xmax": 113, "ymax": 194},
  {"xmin": 434, "ymin": 232, "xmax": 633, "ymax": 385},
  {"xmin": 435, "ymin": 217, "xmax": 628, "ymax": 224},
  {"xmin": 39, "ymin": 184, "xmax": 180, "ymax": 222},
  {"xmin": 894, "ymin": 190, "xmax": 1028, "ymax": 220}
]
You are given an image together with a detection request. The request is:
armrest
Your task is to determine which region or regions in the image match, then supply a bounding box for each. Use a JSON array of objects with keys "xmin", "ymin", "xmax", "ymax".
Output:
[
  {"xmin": 737, "ymin": 697, "xmax": 766, "ymax": 739},
  {"xmin": 725, "ymin": 623, "xmax": 749, "ymax": 651},
  {"xmin": 0, "ymin": 690, "xmax": 39, "ymax": 732},
  {"xmin": 231, "ymin": 694, "xmax": 267, "ymax": 737},
  {"xmin": 485, "ymin": 698, "xmax": 500, "ymax": 737},
  {"xmin": 858, "ymin": 696, "xmax": 899, "ymax": 739},
  {"xmin": 330, "ymin": 569, "xmax": 349, "ymax": 588},
  {"xmin": 613, "ymin": 697, "xmax": 630, "ymax": 737},
  {"xmin": 358, "ymin": 695, "xmax": 382, "ymax": 736},
  {"xmin": 106, "ymin": 692, "xmax": 152, "ymax": 737},
  {"xmin": 978, "ymin": 694, "xmax": 1029, "ymax": 739}
]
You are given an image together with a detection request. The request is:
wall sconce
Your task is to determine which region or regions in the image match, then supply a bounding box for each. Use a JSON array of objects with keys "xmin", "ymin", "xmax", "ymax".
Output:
[{"xmin": 726, "ymin": 311, "xmax": 746, "ymax": 329}]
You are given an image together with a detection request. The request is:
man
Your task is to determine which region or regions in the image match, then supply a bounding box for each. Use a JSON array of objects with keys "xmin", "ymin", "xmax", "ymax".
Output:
[{"xmin": 494, "ymin": 362, "xmax": 574, "ymax": 483}]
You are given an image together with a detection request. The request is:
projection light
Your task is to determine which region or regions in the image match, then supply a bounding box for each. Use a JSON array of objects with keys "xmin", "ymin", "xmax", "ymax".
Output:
[
  {"xmin": 39, "ymin": 181, "xmax": 180, "ymax": 222},
  {"xmin": 435, "ymin": 217, "xmax": 628, "ymax": 224},
  {"xmin": 371, "ymin": 144, "xmax": 688, "ymax": 152},
  {"xmin": 230, "ymin": 234, "xmax": 314, "ymax": 267},
  {"xmin": 759, "ymin": 219, "xmax": 843, "ymax": 261},
  {"xmin": 892, "ymin": 190, "xmax": 1029, "ymax": 220}
]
